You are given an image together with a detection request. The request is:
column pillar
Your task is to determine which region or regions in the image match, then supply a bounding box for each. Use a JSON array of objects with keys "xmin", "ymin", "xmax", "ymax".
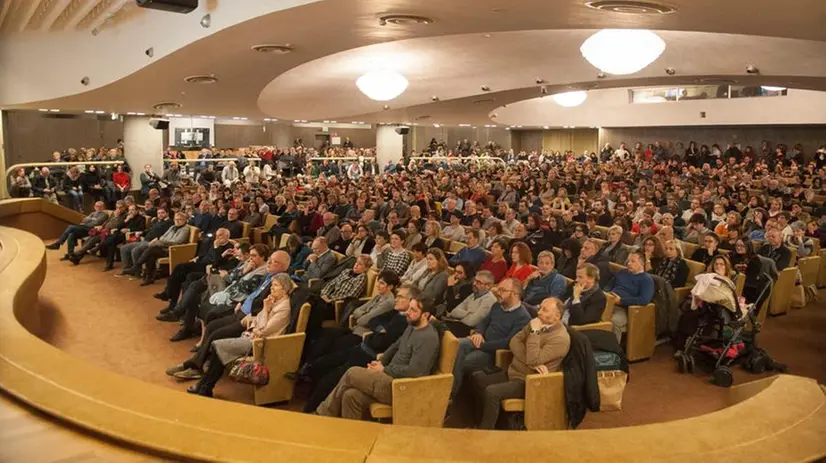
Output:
[
  {"xmin": 123, "ymin": 116, "xmax": 163, "ymax": 190},
  {"xmin": 375, "ymin": 125, "xmax": 404, "ymax": 168},
  {"xmin": 0, "ymin": 110, "xmax": 7, "ymax": 198}
]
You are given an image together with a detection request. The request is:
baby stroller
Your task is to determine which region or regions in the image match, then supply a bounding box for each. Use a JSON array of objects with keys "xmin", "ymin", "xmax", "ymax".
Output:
[{"xmin": 674, "ymin": 273, "xmax": 776, "ymax": 387}]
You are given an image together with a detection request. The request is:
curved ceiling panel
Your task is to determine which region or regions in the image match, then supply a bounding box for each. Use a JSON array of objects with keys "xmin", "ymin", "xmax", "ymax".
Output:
[
  {"xmin": 5, "ymin": 0, "xmax": 826, "ymax": 124},
  {"xmin": 258, "ymin": 31, "xmax": 826, "ymax": 123}
]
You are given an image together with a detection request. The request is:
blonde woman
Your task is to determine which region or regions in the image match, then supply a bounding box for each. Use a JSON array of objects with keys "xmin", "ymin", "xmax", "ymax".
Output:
[{"xmin": 183, "ymin": 273, "xmax": 295, "ymax": 396}]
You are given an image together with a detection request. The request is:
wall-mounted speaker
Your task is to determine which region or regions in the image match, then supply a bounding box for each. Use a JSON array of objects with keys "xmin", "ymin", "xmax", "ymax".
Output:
[
  {"xmin": 149, "ymin": 118, "xmax": 170, "ymax": 130},
  {"xmin": 136, "ymin": 0, "xmax": 198, "ymax": 14},
  {"xmin": 394, "ymin": 126, "xmax": 410, "ymax": 135}
]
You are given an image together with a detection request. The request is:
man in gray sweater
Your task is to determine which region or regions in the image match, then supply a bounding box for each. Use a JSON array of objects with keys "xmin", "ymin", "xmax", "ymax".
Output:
[
  {"xmin": 46, "ymin": 201, "xmax": 109, "ymax": 254},
  {"xmin": 316, "ymin": 294, "xmax": 440, "ymax": 420},
  {"xmin": 442, "ymin": 270, "xmax": 497, "ymax": 338}
]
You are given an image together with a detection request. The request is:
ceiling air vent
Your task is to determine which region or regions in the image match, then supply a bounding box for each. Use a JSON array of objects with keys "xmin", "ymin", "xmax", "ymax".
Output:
[
  {"xmin": 251, "ymin": 44, "xmax": 294, "ymax": 54},
  {"xmin": 415, "ymin": 115, "xmax": 431, "ymax": 120},
  {"xmin": 585, "ymin": 1, "xmax": 676, "ymax": 14},
  {"xmin": 378, "ymin": 14, "xmax": 434, "ymax": 26},
  {"xmin": 473, "ymin": 98, "xmax": 496, "ymax": 104},
  {"xmin": 153, "ymin": 102, "xmax": 182, "ymax": 110},
  {"xmin": 184, "ymin": 75, "xmax": 218, "ymax": 84}
]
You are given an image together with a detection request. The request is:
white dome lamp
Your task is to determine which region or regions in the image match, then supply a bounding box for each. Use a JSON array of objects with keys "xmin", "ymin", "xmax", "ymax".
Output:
[
  {"xmin": 580, "ymin": 29, "xmax": 666, "ymax": 75},
  {"xmin": 356, "ymin": 69, "xmax": 409, "ymax": 101},
  {"xmin": 553, "ymin": 90, "xmax": 588, "ymax": 107}
]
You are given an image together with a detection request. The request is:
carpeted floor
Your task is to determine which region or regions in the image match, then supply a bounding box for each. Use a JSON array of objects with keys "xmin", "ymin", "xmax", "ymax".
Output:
[{"xmin": 35, "ymin": 239, "xmax": 826, "ymax": 429}]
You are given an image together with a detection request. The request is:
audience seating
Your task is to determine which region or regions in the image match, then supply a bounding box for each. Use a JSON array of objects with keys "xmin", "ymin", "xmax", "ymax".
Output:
[
  {"xmin": 798, "ymin": 256, "xmax": 821, "ymax": 292},
  {"xmin": 576, "ymin": 292, "xmax": 619, "ymax": 333},
  {"xmin": 768, "ymin": 267, "xmax": 797, "ymax": 316},
  {"xmin": 678, "ymin": 240, "xmax": 700, "ymax": 259},
  {"xmin": 252, "ymin": 214, "xmax": 279, "ymax": 246},
  {"xmin": 674, "ymin": 259, "xmax": 708, "ymax": 306},
  {"xmin": 625, "ymin": 302, "xmax": 657, "ymax": 362},
  {"xmin": 253, "ymin": 302, "xmax": 311, "ymax": 406},
  {"xmin": 156, "ymin": 225, "xmax": 201, "ymax": 275},
  {"xmin": 331, "ymin": 268, "xmax": 377, "ymax": 327},
  {"xmin": 368, "ymin": 330, "xmax": 459, "ymax": 427},
  {"xmin": 495, "ymin": 349, "xmax": 566, "ymax": 430},
  {"xmin": 818, "ymin": 249, "xmax": 826, "ymax": 288}
]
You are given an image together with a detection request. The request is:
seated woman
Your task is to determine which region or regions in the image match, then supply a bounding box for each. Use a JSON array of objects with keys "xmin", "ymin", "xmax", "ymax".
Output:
[
  {"xmin": 400, "ymin": 242, "xmax": 429, "ymax": 286},
  {"xmin": 483, "ymin": 222, "xmax": 505, "ymax": 250},
  {"xmin": 654, "ymin": 239, "xmax": 689, "ymax": 288},
  {"xmin": 785, "ymin": 221, "xmax": 815, "ymax": 258},
  {"xmin": 439, "ymin": 261, "xmax": 475, "ymax": 317},
  {"xmin": 306, "ymin": 270, "xmax": 400, "ymax": 365},
  {"xmin": 505, "ymin": 241, "xmax": 535, "ymax": 282},
  {"xmin": 285, "ymin": 234, "xmax": 311, "ymax": 274},
  {"xmin": 99, "ymin": 204, "xmax": 146, "ymax": 271},
  {"xmin": 346, "ymin": 225, "xmax": 375, "ymax": 257},
  {"xmin": 416, "ymin": 248, "xmax": 450, "ymax": 306},
  {"xmin": 369, "ymin": 231, "xmax": 390, "ymax": 269},
  {"xmin": 730, "ymin": 239, "xmax": 768, "ymax": 305},
  {"xmin": 422, "ymin": 220, "xmax": 446, "ymax": 251},
  {"xmin": 479, "ymin": 238, "xmax": 509, "ymax": 283},
  {"xmin": 600, "ymin": 225, "xmax": 630, "ymax": 265},
  {"xmin": 641, "ymin": 235, "xmax": 665, "ymax": 273},
  {"xmin": 402, "ymin": 221, "xmax": 422, "ymax": 249},
  {"xmin": 381, "ymin": 230, "xmax": 412, "ymax": 277},
  {"xmin": 183, "ymin": 273, "xmax": 296, "ymax": 397},
  {"xmin": 242, "ymin": 201, "xmax": 263, "ymax": 228},
  {"xmin": 66, "ymin": 205, "xmax": 126, "ymax": 265},
  {"xmin": 555, "ymin": 238, "xmax": 581, "ymax": 279},
  {"xmin": 690, "ymin": 232, "xmax": 721, "ymax": 266}
]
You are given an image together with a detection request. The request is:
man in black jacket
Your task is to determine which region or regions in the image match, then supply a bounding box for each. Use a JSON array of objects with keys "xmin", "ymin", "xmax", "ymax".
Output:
[
  {"xmin": 153, "ymin": 228, "xmax": 235, "ymax": 312},
  {"xmin": 564, "ymin": 263, "xmax": 607, "ymax": 327},
  {"xmin": 578, "ymin": 239, "xmax": 613, "ymax": 288},
  {"xmin": 117, "ymin": 208, "xmax": 173, "ymax": 272},
  {"xmin": 299, "ymin": 284, "xmax": 418, "ymax": 413}
]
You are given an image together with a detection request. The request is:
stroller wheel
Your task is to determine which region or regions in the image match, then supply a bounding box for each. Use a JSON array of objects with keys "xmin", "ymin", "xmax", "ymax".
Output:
[
  {"xmin": 686, "ymin": 355, "xmax": 696, "ymax": 374},
  {"xmin": 676, "ymin": 353, "xmax": 686, "ymax": 373},
  {"xmin": 713, "ymin": 366, "xmax": 734, "ymax": 387},
  {"xmin": 749, "ymin": 354, "xmax": 768, "ymax": 374}
]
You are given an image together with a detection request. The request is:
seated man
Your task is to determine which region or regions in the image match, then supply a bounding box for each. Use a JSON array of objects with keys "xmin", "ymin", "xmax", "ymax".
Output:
[
  {"xmin": 316, "ymin": 294, "xmax": 440, "ymax": 420},
  {"xmin": 302, "ymin": 237, "xmax": 337, "ymax": 285},
  {"xmin": 450, "ymin": 277, "xmax": 531, "ymax": 400},
  {"xmin": 442, "ymin": 270, "xmax": 497, "ymax": 338},
  {"xmin": 118, "ymin": 207, "xmax": 173, "ymax": 273},
  {"xmin": 449, "ymin": 229, "xmax": 486, "ymax": 268},
  {"xmin": 442, "ymin": 210, "xmax": 467, "ymax": 242},
  {"xmin": 523, "ymin": 251, "xmax": 567, "ymax": 308},
  {"xmin": 65, "ymin": 204, "xmax": 126, "ymax": 265},
  {"xmin": 305, "ymin": 255, "xmax": 372, "ymax": 342},
  {"xmin": 758, "ymin": 229, "xmax": 792, "ymax": 271},
  {"xmin": 578, "ymin": 238, "xmax": 613, "ymax": 288},
  {"xmin": 607, "ymin": 251, "xmax": 655, "ymax": 343},
  {"xmin": 471, "ymin": 297, "xmax": 570, "ymax": 429},
  {"xmin": 46, "ymin": 201, "xmax": 109, "ymax": 255},
  {"xmin": 121, "ymin": 212, "xmax": 191, "ymax": 285},
  {"xmin": 301, "ymin": 283, "xmax": 416, "ymax": 413},
  {"xmin": 563, "ymin": 263, "xmax": 607, "ymax": 326},
  {"xmin": 153, "ymin": 228, "xmax": 235, "ymax": 311}
]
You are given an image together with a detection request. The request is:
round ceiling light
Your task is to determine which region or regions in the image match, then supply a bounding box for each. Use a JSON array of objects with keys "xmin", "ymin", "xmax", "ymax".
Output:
[
  {"xmin": 250, "ymin": 44, "xmax": 294, "ymax": 54},
  {"xmin": 553, "ymin": 90, "xmax": 588, "ymax": 107},
  {"xmin": 580, "ymin": 29, "xmax": 666, "ymax": 75},
  {"xmin": 153, "ymin": 102, "xmax": 182, "ymax": 110},
  {"xmin": 356, "ymin": 70, "xmax": 409, "ymax": 101},
  {"xmin": 585, "ymin": 1, "xmax": 676, "ymax": 15},
  {"xmin": 378, "ymin": 14, "xmax": 434, "ymax": 26},
  {"xmin": 184, "ymin": 75, "xmax": 218, "ymax": 84},
  {"xmin": 761, "ymin": 86, "xmax": 786, "ymax": 92}
]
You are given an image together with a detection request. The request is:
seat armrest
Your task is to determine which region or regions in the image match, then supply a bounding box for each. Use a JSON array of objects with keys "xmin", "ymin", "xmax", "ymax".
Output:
[
  {"xmin": 168, "ymin": 243, "xmax": 198, "ymax": 271},
  {"xmin": 495, "ymin": 349, "xmax": 513, "ymax": 369},
  {"xmin": 674, "ymin": 287, "xmax": 692, "ymax": 306},
  {"xmin": 252, "ymin": 333, "xmax": 306, "ymax": 406},
  {"xmin": 524, "ymin": 371, "xmax": 566, "ymax": 430},
  {"xmin": 572, "ymin": 321, "xmax": 613, "ymax": 332},
  {"xmin": 391, "ymin": 373, "xmax": 453, "ymax": 427}
]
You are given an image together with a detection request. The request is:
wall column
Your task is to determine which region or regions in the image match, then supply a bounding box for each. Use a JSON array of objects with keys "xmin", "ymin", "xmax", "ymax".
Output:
[
  {"xmin": 0, "ymin": 110, "xmax": 7, "ymax": 198},
  {"xmin": 123, "ymin": 116, "xmax": 163, "ymax": 189},
  {"xmin": 376, "ymin": 125, "xmax": 404, "ymax": 168}
]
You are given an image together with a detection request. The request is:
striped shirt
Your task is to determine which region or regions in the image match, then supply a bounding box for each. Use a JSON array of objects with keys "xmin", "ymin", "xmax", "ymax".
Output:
[{"xmin": 382, "ymin": 248, "xmax": 412, "ymax": 277}]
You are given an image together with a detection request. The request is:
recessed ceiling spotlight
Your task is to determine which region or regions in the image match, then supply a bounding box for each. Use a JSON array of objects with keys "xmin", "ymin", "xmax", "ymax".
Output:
[
  {"xmin": 431, "ymin": 95, "xmax": 440, "ymax": 101},
  {"xmin": 483, "ymin": 34, "xmax": 492, "ymax": 38},
  {"xmin": 251, "ymin": 44, "xmax": 294, "ymax": 54},
  {"xmin": 596, "ymin": 72, "xmax": 606, "ymax": 79},
  {"xmin": 378, "ymin": 14, "xmax": 434, "ymax": 26},
  {"xmin": 136, "ymin": 113, "xmax": 146, "ymax": 116},
  {"xmin": 665, "ymin": 67, "xmax": 676, "ymax": 75},
  {"xmin": 505, "ymin": 127, "xmax": 510, "ymax": 130},
  {"xmin": 746, "ymin": 64, "xmax": 760, "ymax": 74},
  {"xmin": 200, "ymin": 13, "xmax": 211, "ymax": 28},
  {"xmin": 542, "ymin": 126, "xmax": 550, "ymax": 129},
  {"xmin": 126, "ymin": 112, "xmax": 137, "ymax": 115},
  {"xmin": 383, "ymin": 105, "xmax": 390, "ymax": 110},
  {"xmin": 481, "ymin": 85, "xmax": 491, "ymax": 92},
  {"xmin": 433, "ymin": 124, "xmax": 441, "ymax": 128},
  {"xmin": 153, "ymin": 102, "xmax": 182, "ymax": 110},
  {"xmin": 323, "ymin": 120, "xmax": 330, "ymax": 123},
  {"xmin": 459, "ymin": 124, "xmax": 471, "ymax": 127},
  {"xmin": 331, "ymin": 121, "xmax": 337, "ymax": 123},
  {"xmin": 184, "ymin": 75, "xmax": 218, "ymax": 84},
  {"xmin": 535, "ymin": 78, "xmax": 545, "ymax": 84},
  {"xmin": 584, "ymin": 1, "xmax": 676, "ymax": 15},
  {"xmin": 94, "ymin": 110, "xmax": 105, "ymax": 114},
  {"xmin": 38, "ymin": 109, "xmax": 48, "ymax": 112},
  {"xmin": 491, "ymin": 113, "xmax": 498, "ymax": 118},
  {"xmin": 84, "ymin": 110, "xmax": 95, "ymax": 113}
]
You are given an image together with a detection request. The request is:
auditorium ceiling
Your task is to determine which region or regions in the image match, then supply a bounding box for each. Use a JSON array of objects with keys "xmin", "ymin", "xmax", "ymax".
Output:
[{"xmin": 1, "ymin": 0, "xmax": 825, "ymax": 126}]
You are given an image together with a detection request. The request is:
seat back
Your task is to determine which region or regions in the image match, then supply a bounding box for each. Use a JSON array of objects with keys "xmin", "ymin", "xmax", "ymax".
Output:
[
  {"xmin": 601, "ymin": 292, "xmax": 619, "ymax": 322},
  {"xmin": 262, "ymin": 214, "xmax": 279, "ymax": 230},
  {"xmin": 365, "ymin": 269, "xmax": 379, "ymax": 298},
  {"xmin": 448, "ymin": 240, "xmax": 466, "ymax": 254},
  {"xmin": 678, "ymin": 240, "xmax": 699, "ymax": 259},
  {"xmin": 241, "ymin": 222, "xmax": 252, "ymax": 239},
  {"xmin": 787, "ymin": 246, "xmax": 798, "ymax": 268},
  {"xmin": 608, "ymin": 262, "xmax": 626, "ymax": 274},
  {"xmin": 278, "ymin": 233, "xmax": 290, "ymax": 250},
  {"xmin": 798, "ymin": 256, "xmax": 821, "ymax": 288},
  {"xmin": 295, "ymin": 303, "xmax": 311, "ymax": 333},
  {"xmin": 437, "ymin": 331, "xmax": 460, "ymax": 374},
  {"xmin": 188, "ymin": 226, "xmax": 200, "ymax": 243},
  {"xmin": 684, "ymin": 259, "xmax": 707, "ymax": 284},
  {"xmin": 332, "ymin": 251, "xmax": 347, "ymax": 263}
]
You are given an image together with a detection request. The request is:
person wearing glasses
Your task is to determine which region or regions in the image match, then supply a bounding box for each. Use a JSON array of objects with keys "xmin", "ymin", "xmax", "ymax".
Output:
[
  {"xmin": 449, "ymin": 277, "xmax": 531, "ymax": 401},
  {"xmin": 442, "ymin": 270, "xmax": 498, "ymax": 338}
]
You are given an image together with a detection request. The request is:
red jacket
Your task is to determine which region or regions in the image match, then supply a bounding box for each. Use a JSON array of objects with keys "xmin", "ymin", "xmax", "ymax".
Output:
[{"xmin": 113, "ymin": 172, "xmax": 131, "ymax": 190}]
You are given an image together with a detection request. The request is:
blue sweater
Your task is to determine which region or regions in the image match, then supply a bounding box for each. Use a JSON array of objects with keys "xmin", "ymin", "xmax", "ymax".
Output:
[
  {"xmin": 523, "ymin": 271, "xmax": 568, "ymax": 306},
  {"xmin": 450, "ymin": 246, "xmax": 487, "ymax": 268},
  {"xmin": 475, "ymin": 303, "xmax": 531, "ymax": 353},
  {"xmin": 607, "ymin": 270, "xmax": 654, "ymax": 306}
]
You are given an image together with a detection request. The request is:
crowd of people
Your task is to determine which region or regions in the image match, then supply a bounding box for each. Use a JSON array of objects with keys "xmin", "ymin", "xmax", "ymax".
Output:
[{"xmin": 37, "ymin": 135, "xmax": 826, "ymax": 428}]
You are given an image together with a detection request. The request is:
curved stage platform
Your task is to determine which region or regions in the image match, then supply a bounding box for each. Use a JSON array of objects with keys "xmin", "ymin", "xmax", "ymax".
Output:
[{"xmin": 1, "ymin": 199, "xmax": 825, "ymax": 462}]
